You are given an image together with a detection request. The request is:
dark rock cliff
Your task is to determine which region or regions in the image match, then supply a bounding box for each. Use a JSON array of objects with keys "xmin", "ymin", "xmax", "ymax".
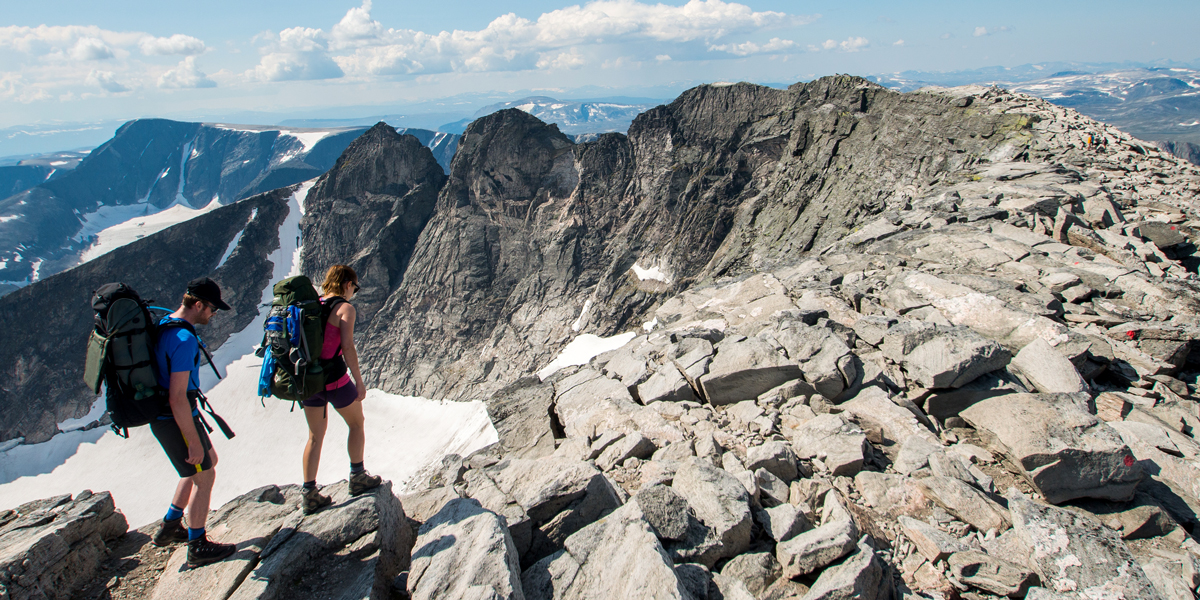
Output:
[
  {"xmin": 0, "ymin": 188, "xmax": 292, "ymax": 444},
  {"xmin": 351, "ymin": 76, "xmax": 1032, "ymax": 401},
  {"xmin": 300, "ymin": 123, "xmax": 447, "ymax": 324}
]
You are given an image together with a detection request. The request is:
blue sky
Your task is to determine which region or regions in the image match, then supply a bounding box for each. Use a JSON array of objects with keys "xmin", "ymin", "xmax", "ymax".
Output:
[{"xmin": 1, "ymin": 0, "xmax": 1197, "ymax": 127}]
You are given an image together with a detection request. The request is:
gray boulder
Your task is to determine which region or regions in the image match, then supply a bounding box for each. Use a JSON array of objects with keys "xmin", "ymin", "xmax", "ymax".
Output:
[
  {"xmin": 596, "ymin": 432, "xmax": 657, "ymax": 471},
  {"xmin": 464, "ymin": 456, "xmax": 623, "ymax": 566},
  {"xmin": 799, "ymin": 538, "xmax": 885, "ymax": 600},
  {"xmin": 639, "ymin": 363, "xmax": 696, "ymax": 404},
  {"xmin": 1011, "ymin": 338, "xmax": 1089, "ymax": 394},
  {"xmin": 408, "ymin": 498, "xmax": 525, "ymax": 600},
  {"xmin": 756, "ymin": 503, "xmax": 812, "ymax": 543},
  {"xmin": 669, "ymin": 458, "xmax": 753, "ymax": 567},
  {"xmin": 701, "ymin": 336, "xmax": 803, "ymax": 405},
  {"xmin": 1009, "ymin": 494, "xmax": 1162, "ymax": 599},
  {"xmin": 776, "ymin": 517, "xmax": 858, "ymax": 579},
  {"xmin": 521, "ymin": 502, "xmax": 696, "ymax": 600},
  {"xmin": 762, "ymin": 321, "xmax": 856, "ymax": 399},
  {"xmin": 882, "ymin": 322, "xmax": 1011, "ymax": 389},
  {"xmin": 746, "ymin": 441, "xmax": 800, "ymax": 482},
  {"xmin": 634, "ymin": 484, "xmax": 692, "ymax": 541},
  {"xmin": 898, "ymin": 516, "xmax": 969, "ymax": 562},
  {"xmin": 961, "ymin": 394, "xmax": 1143, "ymax": 503},
  {"xmin": 0, "ymin": 491, "xmax": 127, "ymax": 600},
  {"xmin": 721, "ymin": 552, "xmax": 782, "ymax": 597},
  {"xmin": 840, "ymin": 386, "xmax": 939, "ymax": 448},
  {"xmin": 947, "ymin": 550, "xmax": 1039, "ymax": 597},
  {"xmin": 917, "ymin": 477, "xmax": 1010, "ymax": 533},
  {"xmin": 784, "ymin": 413, "xmax": 868, "ymax": 476}
]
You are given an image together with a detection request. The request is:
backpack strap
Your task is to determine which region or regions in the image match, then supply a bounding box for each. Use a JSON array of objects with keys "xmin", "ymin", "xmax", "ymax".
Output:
[{"xmin": 158, "ymin": 318, "xmax": 223, "ymax": 381}]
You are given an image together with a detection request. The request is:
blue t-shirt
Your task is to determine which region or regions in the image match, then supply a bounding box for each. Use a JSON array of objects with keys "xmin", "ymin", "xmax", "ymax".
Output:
[{"xmin": 155, "ymin": 317, "xmax": 204, "ymax": 417}]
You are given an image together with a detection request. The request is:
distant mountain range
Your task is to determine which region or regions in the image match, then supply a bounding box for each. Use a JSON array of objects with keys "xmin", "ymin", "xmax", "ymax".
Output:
[
  {"xmin": 438, "ymin": 96, "xmax": 660, "ymax": 135},
  {"xmin": 0, "ymin": 121, "xmax": 458, "ymax": 294}
]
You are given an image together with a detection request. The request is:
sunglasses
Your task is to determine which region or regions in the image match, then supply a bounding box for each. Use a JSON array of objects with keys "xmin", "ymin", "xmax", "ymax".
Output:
[
  {"xmin": 202, "ymin": 300, "xmax": 219, "ymax": 313},
  {"xmin": 351, "ymin": 281, "xmax": 360, "ymax": 293}
]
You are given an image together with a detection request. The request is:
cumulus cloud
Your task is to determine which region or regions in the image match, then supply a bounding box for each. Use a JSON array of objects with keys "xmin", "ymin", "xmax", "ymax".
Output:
[
  {"xmin": 808, "ymin": 36, "xmax": 868, "ymax": 52},
  {"xmin": 71, "ymin": 37, "xmax": 114, "ymax": 60},
  {"xmin": 249, "ymin": 27, "xmax": 345, "ymax": 81},
  {"xmin": 86, "ymin": 69, "xmax": 129, "ymax": 93},
  {"xmin": 308, "ymin": 0, "xmax": 816, "ymax": 77},
  {"xmin": 158, "ymin": 56, "xmax": 216, "ymax": 88},
  {"xmin": 0, "ymin": 25, "xmax": 141, "ymax": 59},
  {"xmin": 973, "ymin": 26, "xmax": 1010, "ymax": 37},
  {"xmin": 709, "ymin": 37, "xmax": 796, "ymax": 56},
  {"xmin": 140, "ymin": 34, "xmax": 206, "ymax": 56}
]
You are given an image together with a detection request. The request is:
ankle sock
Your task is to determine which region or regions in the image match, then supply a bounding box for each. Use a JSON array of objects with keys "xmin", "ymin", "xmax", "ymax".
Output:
[
  {"xmin": 164, "ymin": 504, "xmax": 184, "ymax": 522},
  {"xmin": 350, "ymin": 462, "xmax": 365, "ymax": 474},
  {"xmin": 303, "ymin": 480, "xmax": 317, "ymax": 490},
  {"xmin": 188, "ymin": 527, "xmax": 205, "ymax": 541}
]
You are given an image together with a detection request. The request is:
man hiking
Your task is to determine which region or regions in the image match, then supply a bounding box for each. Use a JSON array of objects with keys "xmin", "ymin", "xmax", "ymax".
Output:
[{"xmin": 150, "ymin": 277, "xmax": 237, "ymax": 567}]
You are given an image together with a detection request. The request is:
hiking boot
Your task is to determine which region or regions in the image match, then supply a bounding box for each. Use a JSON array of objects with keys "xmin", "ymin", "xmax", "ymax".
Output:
[
  {"xmin": 349, "ymin": 470, "xmax": 382, "ymax": 496},
  {"xmin": 302, "ymin": 487, "xmax": 333, "ymax": 515},
  {"xmin": 187, "ymin": 535, "xmax": 236, "ymax": 568},
  {"xmin": 152, "ymin": 517, "xmax": 189, "ymax": 547}
]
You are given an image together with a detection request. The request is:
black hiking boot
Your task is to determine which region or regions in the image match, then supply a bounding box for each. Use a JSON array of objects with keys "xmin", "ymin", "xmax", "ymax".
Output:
[
  {"xmin": 349, "ymin": 470, "xmax": 382, "ymax": 496},
  {"xmin": 187, "ymin": 535, "xmax": 236, "ymax": 568},
  {"xmin": 152, "ymin": 517, "xmax": 189, "ymax": 547},
  {"xmin": 302, "ymin": 487, "xmax": 333, "ymax": 515}
]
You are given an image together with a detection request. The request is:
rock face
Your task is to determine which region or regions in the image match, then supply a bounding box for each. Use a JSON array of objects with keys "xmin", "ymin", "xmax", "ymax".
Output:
[
  {"xmin": 0, "ymin": 491, "xmax": 127, "ymax": 600},
  {"xmin": 300, "ymin": 123, "xmax": 448, "ymax": 325},
  {"xmin": 0, "ymin": 186, "xmax": 294, "ymax": 444},
  {"xmin": 151, "ymin": 481, "xmax": 412, "ymax": 600}
]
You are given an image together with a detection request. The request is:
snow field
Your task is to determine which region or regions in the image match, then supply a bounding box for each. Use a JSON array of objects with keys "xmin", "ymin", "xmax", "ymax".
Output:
[{"xmin": 77, "ymin": 198, "xmax": 224, "ymax": 264}]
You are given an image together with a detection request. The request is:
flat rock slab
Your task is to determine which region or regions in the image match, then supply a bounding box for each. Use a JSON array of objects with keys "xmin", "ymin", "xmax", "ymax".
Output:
[
  {"xmin": 154, "ymin": 481, "xmax": 412, "ymax": 600},
  {"xmin": 948, "ymin": 550, "xmax": 1039, "ymax": 597},
  {"xmin": 776, "ymin": 517, "xmax": 858, "ymax": 579},
  {"xmin": 882, "ymin": 322, "xmax": 1011, "ymax": 389},
  {"xmin": 898, "ymin": 516, "xmax": 968, "ymax": 562},
  {"xmin": 784, "ymin": 414, "xmax": 867, "ymax": 477},
  {"xmin": 961, "ymin": 394, "xmax": 1143, "ymax": 504},
  {"xmin": 408, "ymin": 498, "xmax": 525, "ymax": 600},
  {"xmin": 840, "ymin": 387, "xmax": 939, "ymax": 449},
  {"xmin": 1009, "ymin": 495, "xmax": 1163, "ymax": 599},
  {"xmin": 553, "ymin": 369, "xmax": 684, "ymax": 444},
  {"xmin": 1011, "ymin": 338, "xmax": 1088, "ymax": 394},
  {"xmin": 799, "ymin": 538, "xmax": 885, "ymax": 600},
  {"xmin": 0, "ymin": 490, "xmax": 127, "ymax": 600},
  {"xmin": 701, "ymin": 336, "xmax": 803, "ymax": 405},
  {"xmin": 522, "ymin": 502, "xmax": 694, "ymax": 600}
]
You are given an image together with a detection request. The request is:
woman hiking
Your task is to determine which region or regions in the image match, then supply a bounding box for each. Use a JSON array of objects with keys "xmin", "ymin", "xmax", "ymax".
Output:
[{"xmin": 301, "ymin": 264, "xmax": 381, "ymax": 513}]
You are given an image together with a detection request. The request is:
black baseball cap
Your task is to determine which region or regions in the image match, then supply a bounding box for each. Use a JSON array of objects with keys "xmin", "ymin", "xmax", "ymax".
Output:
[{"xmin": 187, "ymin": 277, "xmax": 231, "ymax": 311}]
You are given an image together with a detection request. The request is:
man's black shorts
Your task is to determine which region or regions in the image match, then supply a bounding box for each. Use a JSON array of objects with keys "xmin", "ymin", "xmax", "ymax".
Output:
[{"xmin": 150, "ymin": 414, "xmax": 214, "ymax": 478}]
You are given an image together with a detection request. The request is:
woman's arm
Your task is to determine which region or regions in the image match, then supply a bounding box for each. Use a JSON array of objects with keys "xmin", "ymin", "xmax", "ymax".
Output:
[{"xmin": 338, "ymin": 302, "xmax": 366, "ymax": 402}]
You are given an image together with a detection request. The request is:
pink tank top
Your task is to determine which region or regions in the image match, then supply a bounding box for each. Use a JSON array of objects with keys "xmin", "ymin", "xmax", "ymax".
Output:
[{"xmin": 321, "ymin": 303, "xmax": 351, "ymax": 390}]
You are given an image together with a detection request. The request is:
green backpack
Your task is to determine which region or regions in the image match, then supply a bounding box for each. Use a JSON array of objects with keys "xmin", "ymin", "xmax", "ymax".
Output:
[{"xmin": 257, "ymin": 275, "xmax": 347, "ymax": 402}]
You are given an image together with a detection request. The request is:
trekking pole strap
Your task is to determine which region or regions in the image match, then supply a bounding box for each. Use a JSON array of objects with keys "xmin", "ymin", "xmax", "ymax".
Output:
[{"xmin": 195, "ymin": 392, "xmax": 236, "ymax": 439}]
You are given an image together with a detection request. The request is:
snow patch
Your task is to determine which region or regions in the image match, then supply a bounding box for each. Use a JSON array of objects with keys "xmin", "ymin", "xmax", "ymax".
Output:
[
  {"xmin": 279, "ymin": 130, "xmax": 333, "ymax": 153},
  {"xmin": 571, "ymin": 299, "xmax": 592, "ymax": 332},
  {"xmin": 643, "ymin": 317, "xmax": 658, "ymax": 332},
  {"xmin": 632, "ymin": 263, "xmax": 671, "ymax": 283},
  {"xmin": 77, "ymin": 198, "xmax": 224, "ymax": 264},
  {"xmin": 537, "ymin": 332, "xmax": 637, "ymax": 381},
  {"xmin": 0, "ymin": 215, "xmax": 19, "ymax": 223},
  {"xmin": 49, "ymin": 160, "xmax": 69, "ymax": 166}
]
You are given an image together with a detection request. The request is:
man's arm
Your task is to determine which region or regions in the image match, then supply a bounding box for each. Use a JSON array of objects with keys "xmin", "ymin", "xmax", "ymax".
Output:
[{"xmin": 168, "ymin": 370, "xmax": 204, "ymax": 465}]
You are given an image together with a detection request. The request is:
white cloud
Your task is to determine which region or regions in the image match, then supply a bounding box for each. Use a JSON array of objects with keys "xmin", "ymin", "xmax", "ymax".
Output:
[
  {"xmin": 656, "ymin": 54, "xmax": 672, "ymax": 61},
  {"xmin": 536, "ymin": 50, "xmax": 586, "ymax": 70},
  {"xmin": 139, "ymin": 34, "xmax": 206, "ymax": 56},
  {"xmin": 249, "ymin": 27, "xmax": 345, "ymax": 81},
  {"xmin": 86, "ymin": 69, "xmax": 129, "ymax": 93},
  {"xmin": 0, "ymin": 25, "xmax": 141, "ymax": 59},
  {"xmin": 941, "ymin": 33, "xmax": 953, "ymax": 40},
  {"xmin": 71, "ymin": 37, "xmax": 114, "ymax": 60},
  {"xmin": 973, "ymin": 26, "xmax": 988, "ymax": 37},
  {"xmin": 158, "ymin": 56, "xmax": 216, "ymax": 88},
  {"xmin": 316, "ymin": 0, "xmax": 816, "ymax": 77},
  {"xmin": 808, "ymin": 36, "xmax": 868, "ymax": 53},
  {"xmin": 709, "ymin": 37, "xmax": 796, "ymax": 56},
  {"xmin": 893, "ymin": 39, "xmax": 905, "ymax": 46}
]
